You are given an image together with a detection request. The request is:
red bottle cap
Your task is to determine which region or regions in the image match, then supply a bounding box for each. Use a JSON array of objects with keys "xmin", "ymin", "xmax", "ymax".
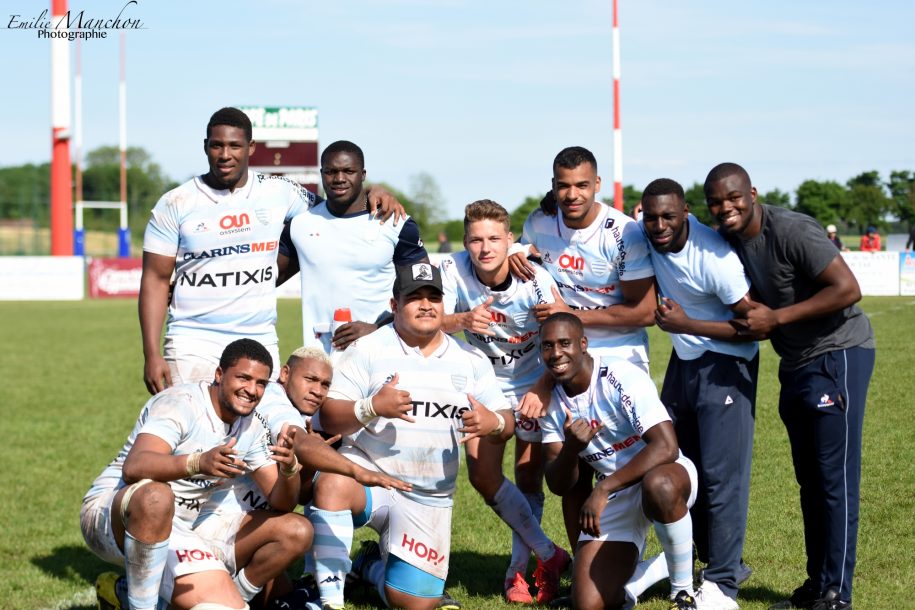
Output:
[{"xmin": 333, "ymin": 308, "xmax": 352, "ymax": 323}]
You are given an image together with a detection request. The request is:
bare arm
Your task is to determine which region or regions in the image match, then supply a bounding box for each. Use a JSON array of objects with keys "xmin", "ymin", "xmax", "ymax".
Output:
[
  {"xmin": 738, "ymin": 255, "xmax": 862, "ymax": 336},
  {"xmin": 139, "ymin": 252, "xmax": 176, "ymax": 394},
  {"xmin": 543, "ymin": 439, "xmax": 583, "ymax": 496},
  {"xmin": 319, "ymin": 374, "xmax": 415, "ymax": 437},
  {"xmin": 122, "ymin": 433, "xmax": 246, "ymax": 484},
  {"xmin": 590, "ymin": 421, "xmax": 679, "ymax": 498},
  {"xmin": 575, "ymin": 276, "xmax": 657, "ymax": 328},
  {"xmin": 655, "ymin": 293, "xmax": 760, "ymax": 342},
  {"xmin": 441, "ymin": 296, "xmax": 495, "ymax": 336},
  {"xmin": 251, "ymin": 425, "xmax": 302, "ymax": 512},
  {"xmin": 292, "ymin": 428, "xmax": 412, "ymax": 492}
]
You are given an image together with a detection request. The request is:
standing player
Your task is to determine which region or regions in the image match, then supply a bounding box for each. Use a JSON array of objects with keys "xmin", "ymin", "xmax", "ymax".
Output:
[
  {"xmin": 84, "ymin": 339, "xmax": 309, "ymax": 610},
  {"xmin": 509, "ymin": 146, "xmax": 656, "ymax": 556},
  {"xmin": 279, "ymin": 140, "xmax": 428, "ymax": 356},
  {"xmin": 539, "ymin": 313, "xmax": 699, "ymax": 610},
  {"xmin": 140, "ymin": 111, "xmax": 403, "ymax": 394},
  {"xmin": 641, "ymin": 178, "xmax": 758, "ymax": 610},
  {"xmin": 439, "ymin": 199, "xmax": 570, "ymax": 604},
  {"xmin": 308, "ymin": 263, "xmax": 514, "ymax": 610},
  {"xmin": 705, "ymin": 163, "xmax": 875, "ymax": 610}
]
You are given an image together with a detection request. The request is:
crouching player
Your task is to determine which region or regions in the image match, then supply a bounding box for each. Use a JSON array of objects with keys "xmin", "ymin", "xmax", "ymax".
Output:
[
  {"xmin": 83, "ymin": 339, "xmax": 309, "ymax": 610},
  {"xmin": 439, "ymin": 199, "xmax": 570, "ymax": 604},
  {"xmin": 540, "ymin": 314, "xmax": 699, "ymax": 610},
  {"xmin": 310, "ymin": 263, "xmax": 515, "ymax": 609}
]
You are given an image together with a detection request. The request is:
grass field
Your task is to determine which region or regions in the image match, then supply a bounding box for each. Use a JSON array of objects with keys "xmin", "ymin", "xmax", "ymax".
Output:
[{"xmin": 1, "ymin": 297, "xmax": 913, "ymax": 610}]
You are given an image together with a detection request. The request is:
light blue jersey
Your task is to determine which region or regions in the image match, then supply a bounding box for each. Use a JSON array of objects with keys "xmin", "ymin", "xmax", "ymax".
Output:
[
  {"xmin": 521, "ymin": 205, "xmax": 654, "ymax": 364},
  {"xmin": 199, "ymin": 382, "xmax": 304, "ymax": 516},
  {"xmin": 541, "ymin": 359, "xmax": 676, "ymax": 479},
  {"xmin": 143, "ymin": 171, "xmax": 313, "ymax": 344},
  {"xmin": 439, "ymin": 252, "xmax": 558, "ymax": 398},
  {"xmin": 328, "ymin": 326, "xmax": 509, "ymax": 508},
  {"xmin": 643, "ymin": 215, "xmax": 758, "ymax": 362},
  {"xmin": 284, "ymin": 205, "xmax": 427, "ymax": 353},
  {"xmin": 84, "ymin": 382, "xmax": 272, "ymax": 524}
]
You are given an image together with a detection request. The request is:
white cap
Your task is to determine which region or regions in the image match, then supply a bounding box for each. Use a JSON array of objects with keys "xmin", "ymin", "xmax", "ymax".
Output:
[{"xmin": 826, "ymin": 224, "xmax": 837, "ymax": 233}]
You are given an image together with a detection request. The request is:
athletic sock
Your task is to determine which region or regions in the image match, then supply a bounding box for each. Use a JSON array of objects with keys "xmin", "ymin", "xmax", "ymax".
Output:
[
  {"xmin": 123, "ymin": 531, "xmax": 168, "ymax": 610},
  {"xmin": 300, "ymin": 505, "xmax": 317, "ymax": 578},
  {"xmin": 624, "ymin": 552, "xmax": 669, "ymax": 601},
  {"xmin": 310, "ymin": 508, "xmax": 353, "ymax": 607},
  {"xmin": 506, "ymin": 491, "xmax": 547, "ymax": 579},
  {"xmin": 654, "ymin": 514, "xmax": 694, "ymax": 596},
  {"xmin": 233, "ymin": 567, "xmax": 262, "ymax": 602},
  {"xmin": 491, "ymin": 479, "xmax": 555, "ymax": 565}
]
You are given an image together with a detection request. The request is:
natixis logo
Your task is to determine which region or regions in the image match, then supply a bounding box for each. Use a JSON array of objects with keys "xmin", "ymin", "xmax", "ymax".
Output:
[{"xmin": 6, "ymin": 0, "xmax": 145, "ymax": 41}]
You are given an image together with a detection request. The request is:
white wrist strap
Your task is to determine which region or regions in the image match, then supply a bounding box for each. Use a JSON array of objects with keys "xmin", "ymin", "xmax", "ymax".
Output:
[
  {"xmin": 354, "ymin": 396, "xmax": 377, "ymax": 425},
  {"xmin": 490, "ymin": 411, "xmax": 506, "ymax": 436}
]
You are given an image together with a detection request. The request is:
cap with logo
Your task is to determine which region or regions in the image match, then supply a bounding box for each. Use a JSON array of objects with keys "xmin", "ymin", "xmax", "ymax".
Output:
[{"xmin": 393, "ymin": 262, "xmax": 443, "ymax": 297}]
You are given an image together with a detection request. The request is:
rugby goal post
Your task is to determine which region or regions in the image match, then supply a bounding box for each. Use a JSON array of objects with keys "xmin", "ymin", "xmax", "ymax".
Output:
[{"xmin": 74, "ymin": 200, "xmax": 130, "ymax": 257}]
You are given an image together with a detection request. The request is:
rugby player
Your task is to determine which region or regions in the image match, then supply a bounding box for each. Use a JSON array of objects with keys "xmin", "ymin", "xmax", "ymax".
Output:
[
  {"xmin": 84, "ymin": 339, "xmax": 308, "ymax": 610},
  {"xmin": 439, "ymin": 199, "xmax": 570, "ymax": 603},
  {"xmin": 705, "ymin": 163, "xmax": 874, "ymax": 610},
  {"xmin": 308, "ymin": 263, "xmax": 514, "ymax": 610},
  {"xmin": 139, "ymin": 110, "xmax": 404, "ymax": 394},
  {"xmin": 539, "ymin": 313, "xmax": 699, "ymax": 610},
  {"xmin": 641, "ymin": 178, "xmax": 759, "ymax": 609},
  {"xmin": 279, "ymin": 140, "xmax": 428, "ymax": 356}
]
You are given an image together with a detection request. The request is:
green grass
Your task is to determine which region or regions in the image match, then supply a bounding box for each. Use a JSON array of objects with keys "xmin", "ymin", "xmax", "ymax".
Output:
[{"xmin": 1, "ymin": 297, "xmax": 913, "ymax": 610}]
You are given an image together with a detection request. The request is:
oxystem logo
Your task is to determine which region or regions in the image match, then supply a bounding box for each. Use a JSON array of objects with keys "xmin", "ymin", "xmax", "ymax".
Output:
[{"xmin": 6, "ymin": 0, "xmax": 145, "ymax": 41}]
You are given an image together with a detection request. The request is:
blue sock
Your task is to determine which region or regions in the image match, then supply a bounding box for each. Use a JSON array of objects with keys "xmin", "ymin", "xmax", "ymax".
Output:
[
  {"xmin": 310, "ymin": 509, "xmax": 353, "ymax": 607},
  {"xmin": 654, "ymin": 513, "xmax": 694, "ymax": 596},
  {"xmin": 123, "ymin": 531, "xmax": 168, "ymax": 610}
]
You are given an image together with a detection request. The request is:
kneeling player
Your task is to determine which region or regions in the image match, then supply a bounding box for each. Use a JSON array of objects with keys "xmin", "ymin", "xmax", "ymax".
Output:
[
  {"xmin": 310, "ymin": 263, "xmax": 514, "ymax": 610},
  {"xmin": 82, "ymin": 339, "xmax": 309, "ymax": 610},
  {"xmin": 540, "ymin": 314, "xmax": 699, "ymax": 610}
]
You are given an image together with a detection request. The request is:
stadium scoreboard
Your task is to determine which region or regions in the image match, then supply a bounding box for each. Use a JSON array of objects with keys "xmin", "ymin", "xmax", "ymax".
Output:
[{"xmin": 239, "ymin": 106, "xmax": 320, "ymax": 194}]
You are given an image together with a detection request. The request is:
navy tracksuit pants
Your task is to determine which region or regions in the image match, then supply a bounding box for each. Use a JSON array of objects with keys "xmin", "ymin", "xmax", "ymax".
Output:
[
  {"xmin": 778, "ymin": 346, "xmax": 874, "ymax": 602},
  {"xmin": 661, "ymin": 349, "xmax": 759, "ymax": 600}
]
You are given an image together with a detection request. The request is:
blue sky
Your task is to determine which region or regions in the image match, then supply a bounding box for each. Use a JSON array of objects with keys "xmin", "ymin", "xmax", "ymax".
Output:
[{"xmin": 2, "ymin": 0, "xmax": 913, "ymax": 219}]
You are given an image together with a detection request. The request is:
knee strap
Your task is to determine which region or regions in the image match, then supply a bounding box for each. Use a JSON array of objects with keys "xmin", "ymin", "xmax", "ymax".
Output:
[{"xmin": 119, "ymin": 478, "xmax": 154, "ymax": 527}]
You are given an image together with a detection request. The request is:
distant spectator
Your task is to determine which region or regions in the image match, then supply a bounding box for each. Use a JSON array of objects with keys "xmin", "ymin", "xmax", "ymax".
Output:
[
  {"xmin": 826, "ymin": 224, "xmax": 849, "ymax": 251},
  {"xmin": 859, "ymin": 226, "xmax": 881, "ymax": 252},
  {"xmin": 906, "ymin": 225, "xmax": 915, "ymax": 252},
  {"xmin": 437, "ymin": 231, "xmax": 453, "ymax": 253}
]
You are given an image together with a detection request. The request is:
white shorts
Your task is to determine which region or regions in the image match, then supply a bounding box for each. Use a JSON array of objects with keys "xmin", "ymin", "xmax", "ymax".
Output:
[
  {"xmin": 80, "ymin": 488, "xmax": 125, "ymax": 566},
  {"xmin": 164, "ymin": 336, "xmax": 280, "ymax": 383},
  {"xmin": 160, "ymin": 518, "xmax": 229, "ymax": 602},
  {"xmin": 505, "ymin": 392, "xmax": 543, "ymax": 443},
  {"xmin": 191, "ymin": 511, "xmax": 247, "ymax": 574},
  {"xmin": 363, "ymin": 486, "xmax": 453, "ymax": 581},
  {"xmin": 578, "ymin": 456, "xmax": 698, "ymax": 553}
]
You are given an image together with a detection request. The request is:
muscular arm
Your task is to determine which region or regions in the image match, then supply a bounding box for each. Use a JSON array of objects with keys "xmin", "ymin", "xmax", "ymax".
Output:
[
  {"xmin": 252, "ymin": 460, "xmax": 300, "ymax": 513},
  {"xmin": 317, "ymin": 399, "xmax": 363, "ymax": 436},
  {"xmin": 543, "ymin": 440, "xmax": 583, "ymax": 496},
  {"xmin": 575, "ymin": 276, "xmax": 657, "ymax": 328},
  {"xmin": 742, "ymin": 255, "xmax": 862, "ymax": 335},
  {"xmin": 139, "ymin": 252, "xmax": 177, "ymax": 394},
  {"xmin": 123, "ymin": 433, "xmax": 192, "ymax": 484},
  {"xmin": 656, "ymin": 293, "xmax": 759, "ymax": 341},
  {"xmin": 590, "ymin": 421, "xmax": 679, "ymax": 498}
]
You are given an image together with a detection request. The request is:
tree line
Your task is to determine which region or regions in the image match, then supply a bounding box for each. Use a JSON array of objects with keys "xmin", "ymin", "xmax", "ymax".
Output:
[{"xmin": 1, "ymin": 147, "xmax": 912, "ymax": 244}]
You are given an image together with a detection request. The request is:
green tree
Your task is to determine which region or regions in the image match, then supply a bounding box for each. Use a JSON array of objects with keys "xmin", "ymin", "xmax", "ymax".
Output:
[
  {"xmin": 760, "ymin": 188, "xmax": 791, "ymax": 208},
  {"xmin": 510, "ymin": 195, "xmax": 544, "ymax": 236},
  {"xmin": 0, "ymin": 163, "xmax": 51, "ymax": 223},
  {"xmin": 887, "ymin": 170, "xmax": 915, "ymax": 226},
  {"xmin": 407, "ymin": 172, "xmax": 446, "ymax": 229},
  {"xmin": 683, "ymin": 182, "xmax": 713, "ymax": 225},
  {"xmin": 81, "ymin": 145, "xmax": 178, "ymax": 238},
  {"xmin": 845, "ymin": 171, "xmax": 890, "ymax": 231},
  {"xmin": 795, "ymin": 180, "xmax": 848, "ymax": 227}
]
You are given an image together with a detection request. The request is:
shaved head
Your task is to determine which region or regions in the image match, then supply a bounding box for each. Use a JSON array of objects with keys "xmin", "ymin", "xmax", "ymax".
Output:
[{"xmin": 704, "ymin": 163, "xmax": 751, "ymax": 197}]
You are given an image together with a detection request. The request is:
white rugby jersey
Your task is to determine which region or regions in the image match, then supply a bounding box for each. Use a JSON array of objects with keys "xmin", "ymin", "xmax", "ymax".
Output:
[
  {"xmin": 143, "ymin": 171, "xmax": 314, "ymax": 344},
  {"xmin": 643, "ymin": 215, "xmax": 758, "ymax": 362},
  {"xmin": 83, "ymin": 382, "xmax": 273, "ymax": 524},
  {"xmin": 521, "ymin": 205, "xmax": 655, "ymax": 363},
  {"xmin": 283, "ymin": 205, "xmax": 428, "ymax": 353},
  {"xmin": 439, "ymin": 252, "xmax": 557, "ymax": 397},
  {"xmin": 328, "ymin": 325, "xmax": 509, "ymax": 508},
  {"xmin": 541, "ymin": 358, "xmax": 677, "ymax": 479},
  {"xmin": 199, "ymin": 382, "xmax": 303, "ymax": 516}
]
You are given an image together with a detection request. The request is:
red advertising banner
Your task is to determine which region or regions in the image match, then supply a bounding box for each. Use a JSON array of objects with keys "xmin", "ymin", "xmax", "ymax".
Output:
[{"xmin": 88, "ymin": 257, "xmax": 142, "ymax": 298}]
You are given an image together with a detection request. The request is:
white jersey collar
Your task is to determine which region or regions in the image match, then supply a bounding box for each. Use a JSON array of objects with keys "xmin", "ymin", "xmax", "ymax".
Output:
[{"xmin": 194, "ymin": 170, "xmax": 256, "ymax": 204}]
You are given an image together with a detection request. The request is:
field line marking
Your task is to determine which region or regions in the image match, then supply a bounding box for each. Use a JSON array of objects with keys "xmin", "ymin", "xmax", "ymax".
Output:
[{"xmin": 41, "ymin": 586, "xmax": 94, "ymax": 610}]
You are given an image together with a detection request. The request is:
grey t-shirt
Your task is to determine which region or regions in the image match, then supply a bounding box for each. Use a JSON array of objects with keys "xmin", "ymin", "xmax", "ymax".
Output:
[{"xmin": 723, "ymin": 205, "xmax": 874, "ymax": 370}]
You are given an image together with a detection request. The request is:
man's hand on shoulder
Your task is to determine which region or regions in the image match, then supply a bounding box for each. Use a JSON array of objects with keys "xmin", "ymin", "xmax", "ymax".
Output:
[
  {"xmin": 332, "ymin": 321, "xmax": 378, "ymax": 350},
  {"xmin": 366, "ymin": 185, "xmax": 407, "ymax": 225}
]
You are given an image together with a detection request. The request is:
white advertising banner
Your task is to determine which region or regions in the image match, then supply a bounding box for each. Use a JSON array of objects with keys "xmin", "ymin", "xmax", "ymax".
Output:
[
  {"xmin": 899, "ymin": 252, "xmax": 915, "ymax": 296},
  {"xmin": 841, "ymin": 252, "xmax": 899, "ymax": 296},
  {"xmin": 0, "ymin": 256, "xmax": 84, "ymax": 300}
]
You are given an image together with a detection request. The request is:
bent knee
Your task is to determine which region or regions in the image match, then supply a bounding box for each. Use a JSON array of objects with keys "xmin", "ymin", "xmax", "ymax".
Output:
[
  {"xmin": 313, "ymin": 473, "xmax": 362, "ymax": 508},
  {"xmin": 278, "ymin": 513, "xmax": 313, "ymax": 553},
  {"xmin": 127, "ymin": 482, "xmax": 175, "ymax": 522}
]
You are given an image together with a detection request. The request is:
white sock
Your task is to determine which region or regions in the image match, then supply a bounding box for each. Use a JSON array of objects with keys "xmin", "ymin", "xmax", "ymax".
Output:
[
  {"xmin": 654, "ymin": 514, "xmax": 694, "ymax": 597},
  {"xmin": 624, "ymin": 552, "xmax": 669, "ymax": 601},
  {"xmin": 233, "ymin": 568, "xmax": 262, "ymax": 602},
  {"xmin": 123, "ymin": 531, "xmax": 168, "ymax": 610},
  {"xmin": 300, "ymin": 506, "xmax": 317, "ymax": 578},
  {"xmin": 491, "ymin": 479, "xmax": 554, "ymax": 565},
  {"xmin": 505, "ymin": 491, "xmax": 546, "ymax": 579},
  {"xmin": 310, "ymin": 509, "xmax": 353, "ymax": 607}
]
